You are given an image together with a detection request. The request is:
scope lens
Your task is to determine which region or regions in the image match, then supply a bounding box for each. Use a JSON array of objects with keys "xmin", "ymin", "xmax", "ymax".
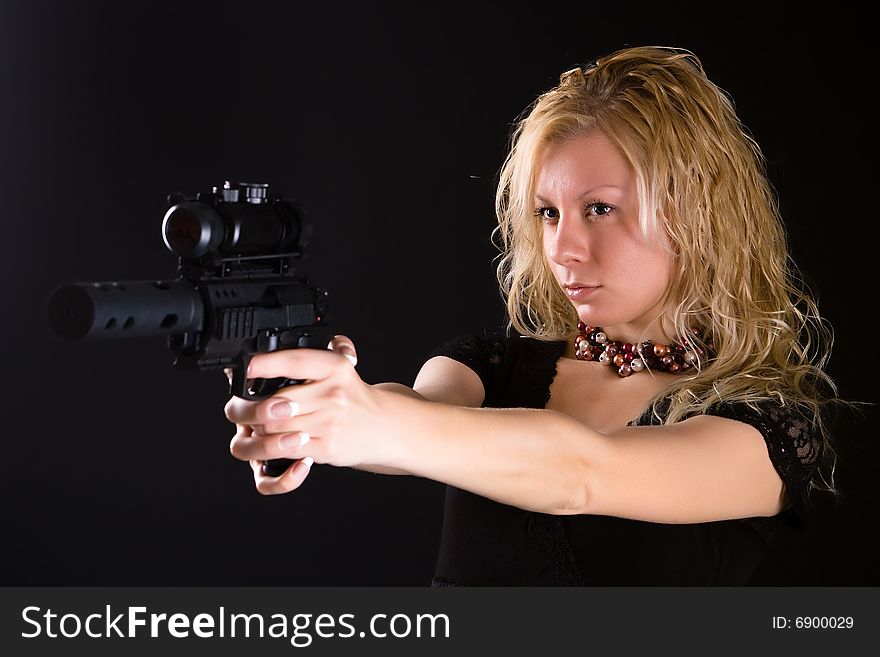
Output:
[
  {"xmin": 162, "ymin": 202, "xmax": 221, "ymax": 257},
  {"xmin": 164, "ymin": 208, "xmax": 202, "ymax": 253}
]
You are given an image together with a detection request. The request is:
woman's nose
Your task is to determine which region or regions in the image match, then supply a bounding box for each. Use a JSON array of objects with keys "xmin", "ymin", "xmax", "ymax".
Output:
[{"xmin": 546, "ymin": 215, "xmax": 591, "ymax": 265}]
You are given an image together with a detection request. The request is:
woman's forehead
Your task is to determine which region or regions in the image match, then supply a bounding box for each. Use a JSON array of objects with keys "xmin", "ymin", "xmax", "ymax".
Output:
[{"xmin": 534, "ymin": 133, "xmax": 634, "ymax": 199}]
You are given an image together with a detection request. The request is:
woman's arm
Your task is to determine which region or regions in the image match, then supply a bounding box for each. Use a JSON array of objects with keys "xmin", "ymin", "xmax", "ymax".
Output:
[
  {"xmin": 353, "ymin": 356, "xmax": 487, "ymax": 475},
  {"xmin": 228, "ymin": 343, "xmax": 785, "ymax": 522},
  {"xmin": 379, "ymin": 394, "xmax": 786, "ymax": 522}
]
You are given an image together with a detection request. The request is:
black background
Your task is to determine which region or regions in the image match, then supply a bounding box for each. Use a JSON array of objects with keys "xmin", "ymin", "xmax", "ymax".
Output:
[{"xmin": 1, "ymin": 1, "xmax": 875, "ymax": 585}]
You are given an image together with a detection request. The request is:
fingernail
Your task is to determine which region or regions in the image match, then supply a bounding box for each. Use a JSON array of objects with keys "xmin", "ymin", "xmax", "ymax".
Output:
[
  {"xmin": 280, "ymin": 432, "xmax": 310, "ymax": 450},
  {"xmin": 303, "ymin": 457, "xmax": 314, "ymax": 469},
  {"xmin": 270, "ymin": 400, "xmax": 299, "ymax": 418},
  {"xmin": 344, "ymin": 354, "xmax": 357, "ymax": 366}
]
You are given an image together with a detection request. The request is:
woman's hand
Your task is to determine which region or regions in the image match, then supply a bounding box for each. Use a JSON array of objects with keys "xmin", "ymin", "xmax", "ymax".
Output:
[{"xmin": 225, "ymin": 335, "xmax": 395, "ymax": 495}]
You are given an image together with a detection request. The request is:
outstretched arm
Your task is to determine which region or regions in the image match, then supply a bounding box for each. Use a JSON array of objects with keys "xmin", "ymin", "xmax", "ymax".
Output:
[{"xmin": 226, "ymin": 340, "xmax": 785, "ymax": 523}]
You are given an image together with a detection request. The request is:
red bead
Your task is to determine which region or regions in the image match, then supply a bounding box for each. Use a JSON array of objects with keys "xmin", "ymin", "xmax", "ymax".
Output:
[
  {"xmin": 623, "ymin": 342, "xmax": 633, "ymax": 353},
  {"xmin": 577, "ymin": 321, "xmax": 586, "ymax": 331},
  {"xmin": 623, "ymin": 352, "xmax": 634, "ymax": 362}
]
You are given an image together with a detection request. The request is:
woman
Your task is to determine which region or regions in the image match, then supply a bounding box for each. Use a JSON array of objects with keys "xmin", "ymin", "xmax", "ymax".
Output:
[{"xmin": 224, "ymin": 46, "xmax": 840, "ymax": 585}]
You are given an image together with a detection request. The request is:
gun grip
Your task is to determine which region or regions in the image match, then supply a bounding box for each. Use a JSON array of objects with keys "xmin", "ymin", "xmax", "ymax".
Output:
[
  {"xmin": 230, "ymin": 355, "xmax": 304, "ymax": 478},
  {"xmin": 261, "ymin": 459, "xmax": 294, "ymax": 477}
]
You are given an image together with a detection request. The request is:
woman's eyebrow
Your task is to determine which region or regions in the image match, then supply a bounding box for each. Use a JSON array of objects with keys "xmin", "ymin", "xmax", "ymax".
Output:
[{"xmin": 534, "ymin": 184, "xmax": 625, "ymax": 203}]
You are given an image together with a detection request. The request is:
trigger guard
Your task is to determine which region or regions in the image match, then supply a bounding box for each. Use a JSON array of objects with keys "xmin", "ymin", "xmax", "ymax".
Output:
[
  {"xmin": 230, "ymin": 353, "xmax": 304, "ymax": 400},
  {"xmin": 230, "ymin": 369, "xmax": 303, "ymax": 402}
]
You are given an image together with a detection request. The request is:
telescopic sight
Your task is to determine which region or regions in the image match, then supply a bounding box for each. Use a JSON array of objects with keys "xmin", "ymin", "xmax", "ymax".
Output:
[{"xmin": 162, "ymin": 202, "xmax": 222, "ymax": 258}]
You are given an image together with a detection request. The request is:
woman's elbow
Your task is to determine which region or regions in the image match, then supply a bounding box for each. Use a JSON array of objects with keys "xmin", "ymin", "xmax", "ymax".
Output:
[
  {"xmin": 551, "ymin": 456, "xmax": 597, "ymax": 516},
  {"xmin": 551, "ymin": 484, "xmax": 592, "ymax": 515}
]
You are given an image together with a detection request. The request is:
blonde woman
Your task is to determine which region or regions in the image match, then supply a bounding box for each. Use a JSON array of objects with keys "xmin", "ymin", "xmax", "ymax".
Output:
[{"xmin": 224, "ymin": 46, "xmax": 840, "ymax": 585}]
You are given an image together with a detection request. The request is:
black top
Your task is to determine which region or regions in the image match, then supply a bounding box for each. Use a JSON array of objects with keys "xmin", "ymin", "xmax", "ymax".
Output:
[{"xmin": 427, "ymin": 332, "xmax": 822, "ymax": 586}]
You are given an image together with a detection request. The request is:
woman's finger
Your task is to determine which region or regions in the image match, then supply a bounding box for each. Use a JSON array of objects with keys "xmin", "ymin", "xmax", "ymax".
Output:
[
  {"xmin": 224, "ymin": 378, "xmax": 331, "ymax": 428},
  {"xmin": 224, "ymin": 395, "xmax": 262, "ymax": 425},
  {"xmin": 231, "ymin": 429, "xmax": 312, "ymax": 462},
  {"xmin": 250, "ymin": 457, "xmax": 314, "ymax": 495},
  {"xmin": 327, "ymin": 334, "xmax": 358, "ymax": 366},
  {"xmin": 248, "ymin": 347, "xmax": 352, "ymax": 381}
]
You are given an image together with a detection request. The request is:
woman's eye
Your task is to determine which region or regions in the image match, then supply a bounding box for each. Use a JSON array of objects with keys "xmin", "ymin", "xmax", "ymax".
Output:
[
  {"xmin": 588, "ymin": 203, "xmax": 613, "ymax": 217},
  {"xmin": 534, "ymin": 203, "xmax": 613, "ymax": 223},
  {"xmin": 534, "ymin": 206, "xmax": 559, "ymax": 222}
]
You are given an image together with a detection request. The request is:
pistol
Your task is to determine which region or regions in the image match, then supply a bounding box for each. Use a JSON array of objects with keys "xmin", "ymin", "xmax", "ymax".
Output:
[{"xmin": 47, "ymin": 180, "xmax": 333, "ymax": 476}]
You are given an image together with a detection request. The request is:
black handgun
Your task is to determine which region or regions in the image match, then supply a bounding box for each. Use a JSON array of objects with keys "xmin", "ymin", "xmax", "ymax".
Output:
[{"xmin": 47, "ymin": 180, "xmax": 332, "ymax": 476}]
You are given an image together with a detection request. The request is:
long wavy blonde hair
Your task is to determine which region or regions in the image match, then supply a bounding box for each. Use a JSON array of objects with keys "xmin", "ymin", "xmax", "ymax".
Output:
[{"xmin": 494, "ymin": 46, "xmax": 840, "ymax": 495}]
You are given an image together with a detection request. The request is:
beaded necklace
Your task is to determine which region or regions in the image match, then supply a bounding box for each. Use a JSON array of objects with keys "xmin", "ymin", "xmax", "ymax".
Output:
[{"xmin": 574, "ymin": 321, "xmax": 712, "ymax": 377}]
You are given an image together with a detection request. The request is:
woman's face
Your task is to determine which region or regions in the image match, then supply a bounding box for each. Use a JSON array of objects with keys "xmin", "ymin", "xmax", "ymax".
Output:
[{"xmin": 536, "ymin": 130, "xmax": 674, "ymax": 343}]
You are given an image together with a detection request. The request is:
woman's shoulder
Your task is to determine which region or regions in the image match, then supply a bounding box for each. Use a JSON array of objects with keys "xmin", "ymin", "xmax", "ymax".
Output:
[
  {"xmin": 704, "ymin": 399, "xmax": 822, "ymax": 469},
  {"xmin": 425, "ymin": 330, "xmax": 567, "ymax": 407},
  {"xmin": 703, "ymin": 398, "xmax": 824, "ymax": 517},
  {"xmin": 426, "ymin": 330, "xmax": 565, "ymax": 364},
  {"xmin": 427, "ymin": 329, "xmax": 506, "ymax": 359},
  {"xmin": 636, "ymin": 394, "xmax": 825, "ymax": 518},
  {"xmin": 705, "ymin": 399, "xmax": 818, "ymax": 448}
]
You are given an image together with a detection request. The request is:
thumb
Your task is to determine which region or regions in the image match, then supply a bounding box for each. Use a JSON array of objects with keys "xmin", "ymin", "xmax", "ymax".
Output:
[{"xmin": 327, "ymin": 334, "xmax": 358, "ymax": 367}]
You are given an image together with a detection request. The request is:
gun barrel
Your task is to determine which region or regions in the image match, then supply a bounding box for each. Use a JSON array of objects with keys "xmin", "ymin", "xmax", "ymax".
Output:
[{"xmin": 47, "ymin": 280, "xmax": 204, "ymax": 341}]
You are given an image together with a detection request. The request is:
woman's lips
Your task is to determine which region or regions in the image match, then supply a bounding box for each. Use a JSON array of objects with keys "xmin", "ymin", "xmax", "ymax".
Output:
[{"xmin": 564, "ymin": 285, "xmax": 600, "ymax": 300}]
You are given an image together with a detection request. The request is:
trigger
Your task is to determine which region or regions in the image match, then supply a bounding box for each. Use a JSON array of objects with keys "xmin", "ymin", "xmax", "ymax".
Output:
[{"xmin": 230, "ymin": 364, "xmax": 251, "ymax": 400}]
